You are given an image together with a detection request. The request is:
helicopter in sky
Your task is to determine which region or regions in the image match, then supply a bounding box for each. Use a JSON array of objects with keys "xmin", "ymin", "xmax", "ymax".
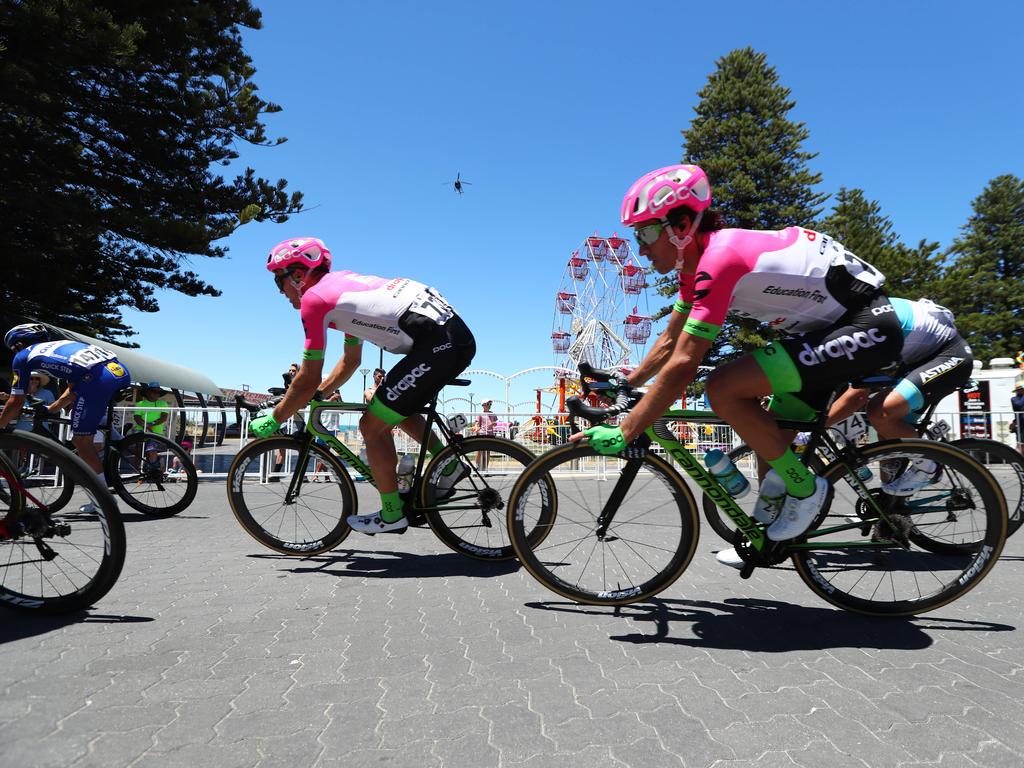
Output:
[{"xmin": 445, "ymin": 172, "xmax": 472, "ymax": 196}]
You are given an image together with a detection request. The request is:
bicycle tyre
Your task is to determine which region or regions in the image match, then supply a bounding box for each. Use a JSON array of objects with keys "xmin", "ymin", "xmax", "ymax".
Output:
[
  {"xmin": 0, "ymin": 450, "xmax": 25, "ymax": 517},
  {"xmin": 792, "ymin": 440, "xmax": 1006, "ymax": 617},
  {"xmin": 227, "ymin": 437, "xmax": 355, "ymax": 555},
  {"xmin": 420, "ymin": 436, "xmax": 551, "ymax": 561},
  {"xmin": 0, "ymin": 431, "xmax": 126, "ymax": 614},
  {"xmin": 952, "ymin": 437, "xmax": 1024, "ymax": 537},
  {"xmin": 106, "ymin": 432, "xmax": 198, "ymax": 517},
  {"xmin": 508, "ymin": 444, "xmax": 700, "ymax": 605}
]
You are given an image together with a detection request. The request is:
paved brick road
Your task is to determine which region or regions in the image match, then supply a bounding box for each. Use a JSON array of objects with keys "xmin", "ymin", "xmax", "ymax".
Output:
[{"xmin": 3, "ymin": 481, "xmax": 1023, "ymax": 767}]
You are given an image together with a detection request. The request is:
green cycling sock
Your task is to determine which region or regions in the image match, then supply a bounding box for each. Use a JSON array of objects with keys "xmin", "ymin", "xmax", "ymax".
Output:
[
  {"xmin": 428, "ymin": 440, "xmax": 444, "ymax": 458},
  {"xmin": 767, "ymin": 449, "xmax": 815, "ymax": 499},
  {"xmin": 379, "ymin": 490, "xmax": 405, "ymax": 523}
]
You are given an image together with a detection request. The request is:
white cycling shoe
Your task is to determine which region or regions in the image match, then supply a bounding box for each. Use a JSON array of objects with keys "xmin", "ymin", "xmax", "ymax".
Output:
[
  {"xmin": 766, "ymin": 476, "xmax": 830, "ymax": 541},
  {"xmin": 346, "ymin": 512, "xmax": 409, "ymax": 535},
  {"xmin": 881, "ymin": 459, "xmax": 939, "ymax": 496},
  {"xmin": 716, "ymin": 548, "xmax": 745, "ymax": 570}
]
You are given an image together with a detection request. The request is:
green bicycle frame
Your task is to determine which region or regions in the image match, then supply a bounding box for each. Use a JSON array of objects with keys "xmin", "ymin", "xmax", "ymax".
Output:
[{"xmin": 644, "ymin": 409, "xmax": 896, "ymax": 553}]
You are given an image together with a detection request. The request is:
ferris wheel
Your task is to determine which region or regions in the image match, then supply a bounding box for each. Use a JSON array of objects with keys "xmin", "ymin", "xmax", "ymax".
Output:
[{"xmin": 550, "ymin": 233, "xmax": 653, "ymax": 377}]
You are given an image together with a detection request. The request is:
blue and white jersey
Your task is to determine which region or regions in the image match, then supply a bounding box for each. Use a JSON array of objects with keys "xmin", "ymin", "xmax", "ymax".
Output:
[
  {"xmin": 891, "ymin": 298, "xmax": 958, "ymax": 365},
  {"xmin": 10, "ymin": 340, "xmax": 128, "ymax": 394}
]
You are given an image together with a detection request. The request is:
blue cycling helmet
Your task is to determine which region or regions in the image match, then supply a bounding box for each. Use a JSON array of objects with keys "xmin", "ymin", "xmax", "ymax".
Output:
[{"xmin": 4, "ymin": 323, "xmax": 50, "ymax": 350}]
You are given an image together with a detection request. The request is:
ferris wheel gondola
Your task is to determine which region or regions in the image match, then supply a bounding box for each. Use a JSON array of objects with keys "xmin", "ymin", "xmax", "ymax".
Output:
[{"xmin": 550, "ymin": 233, "xmax": 653, "ymax": 375}]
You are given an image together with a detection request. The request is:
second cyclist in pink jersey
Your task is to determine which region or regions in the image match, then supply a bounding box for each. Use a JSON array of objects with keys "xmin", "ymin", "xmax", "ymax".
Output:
[
  {"xmin": 575, "ymin": 164, "xmax": 904, "ymax": 544},
  {"xmin": 250, "ymin": 237, "xmax": 476, "ymax": 534}
]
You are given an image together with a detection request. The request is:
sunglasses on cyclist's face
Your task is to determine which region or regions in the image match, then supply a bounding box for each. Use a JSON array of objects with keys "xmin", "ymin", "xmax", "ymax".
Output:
[
  {"xmin": 633, "ymin": 222, "xmax": 665, "ymax": 246},
  {"xmin": 273, "ymin": 266, "xmax": 308, "ymax": 291}
]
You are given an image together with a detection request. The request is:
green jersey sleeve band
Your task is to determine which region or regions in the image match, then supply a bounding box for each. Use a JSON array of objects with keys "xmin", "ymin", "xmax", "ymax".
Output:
[
  {"xmin": 302, "ymin": 349, "xmax": 325, "ymax": 361},
  {"xmin": 752, "ymin": 341, "xmax": 803, "ymax": 393},
  {"xmin": 368, "ymin": 396, "xmax": 406, "ymax": 426},
  {"xmin": 673, "ymin": 300, "xmax": 692, "ymax": 315},
  {"xmin": 343, "ymin": 335, "xmax": 362, "ymax": 346},
  {"xmin": 682, "ymin": 317, "xmax": 720, "ymax": 341}
]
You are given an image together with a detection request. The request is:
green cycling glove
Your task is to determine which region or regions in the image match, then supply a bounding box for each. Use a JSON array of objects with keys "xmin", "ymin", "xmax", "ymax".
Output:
[
  {"xmin": 249, "ymin": 414, "xmax": 280, "ymax": 438},
  {"xmin": 585, "ymin": 424, "xmax": 626, "ymax": 455}
]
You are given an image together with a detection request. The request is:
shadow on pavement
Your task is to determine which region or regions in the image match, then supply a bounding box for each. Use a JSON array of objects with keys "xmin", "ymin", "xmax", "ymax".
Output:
[
  {"xmin": 247, "ymin": 548, "xmax": 520, "ymax": 579},
  {"xmin": 524, "ymin": 597, "xmax": 1015, "ymax": 652},
  {"xmin": 119, "ymin": 512, "xmax": 208, "ymax": 523},
  {"xmin": 0, "ymin": 612, "xmax": 154, "ymax": 645}
]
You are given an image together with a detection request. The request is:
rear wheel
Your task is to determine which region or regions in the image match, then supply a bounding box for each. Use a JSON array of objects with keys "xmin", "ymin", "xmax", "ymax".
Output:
[
  {"xmin": 508, "ymin": 444, "xmax": 700, "ymax": 605},
  {"xmin": 792, "ymin": 440, "xmax": 1006, "ymax": 616},
  {"xmin": 0, "ymin": 431, "xmax": 126, "ymax": 614},
  {"xmin": 106, "ymin": 433, "xmax": 198, "ymax": 517},
  {"xmin": 420, "ymin": 436, "xmax": 550, "ymax": 561},
  {"xmin": 227, "ymin": 437, "xmax": 355, "ymax": 555}
]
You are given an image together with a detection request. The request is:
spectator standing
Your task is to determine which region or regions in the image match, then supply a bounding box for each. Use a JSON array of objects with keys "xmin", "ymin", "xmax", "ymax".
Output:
[
  {"xmin": 1011, "ymin": 384, "xmax": 1024, "ymax": 454},
  {"xmin": 363, "ymin": 368, "xmax": 385, "ymax": 404},
  {"xmin": 473, "ymin": 399, "xmax": 498, "ymax": 470},
  {"xmin": 134, "ymin": 381, "xmax": 169, "ymax": 435}
]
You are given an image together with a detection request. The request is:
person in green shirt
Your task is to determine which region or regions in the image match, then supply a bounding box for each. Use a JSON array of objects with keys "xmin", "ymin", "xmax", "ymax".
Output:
[{"xmin": 133, "ymin": 381, "xmax": 169, "ymax": 436}]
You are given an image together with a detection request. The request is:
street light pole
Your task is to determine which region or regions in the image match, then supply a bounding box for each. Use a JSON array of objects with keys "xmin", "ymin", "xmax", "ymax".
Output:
[{"xmin": 359, "ymin": 368, "xmax": 369, "ymax": 393}]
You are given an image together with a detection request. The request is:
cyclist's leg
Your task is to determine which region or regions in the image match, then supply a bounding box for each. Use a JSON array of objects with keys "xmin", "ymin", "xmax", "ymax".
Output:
[
  {"xmin": 872, "ymin": 337, "xmax": 973, "ymax": 494},
  {"xmin": 357, "ymin": 315, "xmax": 475, "ymax": 529},
  {"xmin": 70, "ymin": 364, "xmax": 132, "ymax": 481},
  {"xmin": 870, "ymin": 335, "xmax": 973, "ymax": 440},
  {"xmin": 710, "ymin": 295, "xmax": 903, "ymax": 539}
]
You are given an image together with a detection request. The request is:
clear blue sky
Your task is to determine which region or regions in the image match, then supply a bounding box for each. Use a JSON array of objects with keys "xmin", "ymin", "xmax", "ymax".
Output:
[{"xmin": 120, "ymin": 0, "xmax": 1024, "ymax": 406}]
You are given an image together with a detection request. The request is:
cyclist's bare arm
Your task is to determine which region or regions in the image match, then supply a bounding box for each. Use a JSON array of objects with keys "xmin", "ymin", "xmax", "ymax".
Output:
[
  {"xmin": 627, "ymin": 308, "xmax": 688, "ymax": 386},
  {"xmin": 52, "ymin": 386, "xmax": 75, "ymax": 414},
  {"xmin": 826, "ymin": 386, "xmax": 870, "ymax": 427},
  {"xmin": 619, "ymin": 332, "xmax": 711, "ymax": 441},
  {"xmin": 319, "ymin": 343, "xmax": 362, "ymax": 397}
]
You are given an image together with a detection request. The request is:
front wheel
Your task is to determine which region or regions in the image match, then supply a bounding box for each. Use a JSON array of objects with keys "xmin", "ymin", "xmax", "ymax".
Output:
[
  {"xmin": 0, "ymin": 431, "xmax": 126, "ymax": 614},
  {"xmin": 227, "ymin": 437, "xmax": 355, "ymax": 555},
  {"xmin": 792, "ymin": 440, "xmax": 1006, "ymax": 616},
  {"xmin": 508, "ymin": 444, "xmax": 700, "ymax": 605},
  {"xmin": 419, "ymin": 436, "xmax": 549, "ymax": 560},
  {"xmin": 106, "ymin": 433, "xmax": 198, "ymax": 517}
]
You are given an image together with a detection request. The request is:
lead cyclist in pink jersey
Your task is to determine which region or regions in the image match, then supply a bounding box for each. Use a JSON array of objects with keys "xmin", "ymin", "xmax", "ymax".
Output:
[
  {"xmin": 250, "ymin": 237, "xmax": 476, "ymax": 534},
  {"xmin": 573, "ymin": 164, "xmax": 904, "ymax": 544}
]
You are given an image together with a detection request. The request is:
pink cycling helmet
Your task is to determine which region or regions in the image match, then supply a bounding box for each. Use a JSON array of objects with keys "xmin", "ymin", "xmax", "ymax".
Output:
[
  {"xmin": 266, "ymin": 237, "xmax": 332, "ymax": 274},
  {"xmin": 621, "ymin": 164, "xmax": 712, "ymax": 226}
]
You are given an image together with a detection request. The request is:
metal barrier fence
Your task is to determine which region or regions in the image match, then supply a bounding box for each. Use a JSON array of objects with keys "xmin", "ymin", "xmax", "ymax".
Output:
[{"xmin": 27, "ymin": 405, "xmax": 1020, "ymax": 481}]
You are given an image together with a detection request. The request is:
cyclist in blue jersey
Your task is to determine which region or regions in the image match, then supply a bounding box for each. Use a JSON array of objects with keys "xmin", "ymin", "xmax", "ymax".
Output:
[{"xmin": 0, "ymin": 324, "xmax": 131, "ymax": 485}]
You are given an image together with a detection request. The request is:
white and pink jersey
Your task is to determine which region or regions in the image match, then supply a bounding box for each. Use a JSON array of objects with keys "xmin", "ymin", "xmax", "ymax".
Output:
[
  {"xmin": 677, "ymin": 227, "xmax": 885, "ymax": 339},
  {"xmin": 300, "ymin": 271, "xmax": 455, "ymax": 357}
]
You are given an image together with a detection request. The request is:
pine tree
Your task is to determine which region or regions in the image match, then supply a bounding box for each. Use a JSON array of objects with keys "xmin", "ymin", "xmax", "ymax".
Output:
[
  {"xmin": 683, "ymin": 47, "xmax": 827, "ymax": 231},
  {"xmin": 0, "ymin": 1, "xmax": 304, "ymax": 342},
  {"xmin": 660, "ymin": 47, "xmax": 827, "ymax": 373},
  {"xmin": 942, "ymin": 174, "xmax": 1024, "ymax": 362}
]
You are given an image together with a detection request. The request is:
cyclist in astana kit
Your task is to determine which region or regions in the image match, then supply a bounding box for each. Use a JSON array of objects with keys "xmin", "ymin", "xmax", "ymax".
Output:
[
  {"xmin": 827, "ymin": 297, "xmax": 974, "ymax": 493},
  {"xmin": 574, "ymin": 164, "xmax": 904, "ymax": 542},
  {"xmin": 0, "ymin": 324, "xmax": 131, "ymax": 485},
  {"xmin": 250, "ymin": 237, "xmax": 476, "ymax": 534}
]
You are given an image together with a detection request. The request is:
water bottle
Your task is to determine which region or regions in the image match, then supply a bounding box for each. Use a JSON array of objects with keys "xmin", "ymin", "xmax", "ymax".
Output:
[
  {"xmin": 704, "ymin": 449, "xmax": 751, "ymax": 498},
  {"xmin": 396, "ymin": 453, "xmax": 416, "ymax": 494}
]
